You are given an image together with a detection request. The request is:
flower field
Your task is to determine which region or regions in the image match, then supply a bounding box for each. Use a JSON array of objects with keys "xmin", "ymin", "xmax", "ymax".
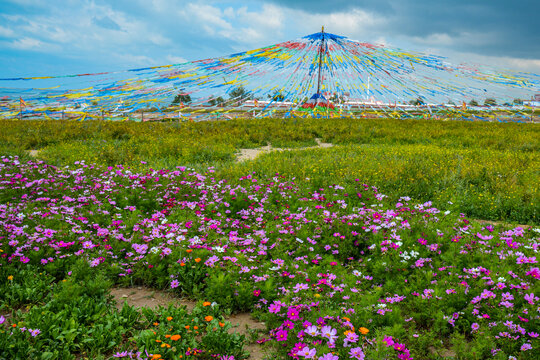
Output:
[
  {"xmin": 0, "ymin": 118, "xmax": 539, "ymax": 359},
  {"xmin": 0, "ymin": 118, "xmax": 538, "ymax": 223}
]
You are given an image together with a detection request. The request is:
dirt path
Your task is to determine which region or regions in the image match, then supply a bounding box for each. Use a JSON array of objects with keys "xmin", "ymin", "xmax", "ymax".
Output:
[
  {"xmin": 110, "ymin": 287, "xmax": 267, "ymax": 359},
  {"xmin": 474, "ymin": 219, "xmax": 535, "ymax": 229},
  {"xmin": 236, "ymin": 138, "xmax": 333, "ymax": 162}
]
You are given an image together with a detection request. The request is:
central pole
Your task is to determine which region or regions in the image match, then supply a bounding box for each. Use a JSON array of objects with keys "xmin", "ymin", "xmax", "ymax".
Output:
[{"xmin": 316, "ymin": 26, "xmax": 325, "ymax": 95}]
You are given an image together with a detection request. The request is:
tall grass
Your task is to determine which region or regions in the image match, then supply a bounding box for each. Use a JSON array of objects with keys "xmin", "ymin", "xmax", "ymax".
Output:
[{"xmin": 0, "ymin": 118, "xmax": 538, "ymax": 223}]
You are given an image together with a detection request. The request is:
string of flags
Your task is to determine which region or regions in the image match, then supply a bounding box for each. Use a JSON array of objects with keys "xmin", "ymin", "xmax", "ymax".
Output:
[{"xmin": 0, "ymin": 31, "xmax": 538, "ymax": 121}]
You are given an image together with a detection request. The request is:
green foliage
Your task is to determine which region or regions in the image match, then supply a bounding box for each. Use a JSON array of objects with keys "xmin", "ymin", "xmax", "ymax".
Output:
[
  {"xmin": 484, "ymin": 98, "xmax": 497, "ymax": 106},
  {"xmin": 171, "ymin": 93, "xmax": 192, "ymax": 106},
  {"xmin": 208, "ymin": 96, "xmax": 225, "ymax": 106}
]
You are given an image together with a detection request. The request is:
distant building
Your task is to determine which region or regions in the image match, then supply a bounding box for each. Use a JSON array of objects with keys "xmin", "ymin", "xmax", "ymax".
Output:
[{"xmin": 524, "ymin": 94, "xmax": 540, "ymax": 107}]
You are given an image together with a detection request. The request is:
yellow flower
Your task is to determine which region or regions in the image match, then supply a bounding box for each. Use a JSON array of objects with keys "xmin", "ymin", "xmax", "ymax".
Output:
[{"xmin": 7, "ymin": 275, "xmax": 13, "ymax": 281}]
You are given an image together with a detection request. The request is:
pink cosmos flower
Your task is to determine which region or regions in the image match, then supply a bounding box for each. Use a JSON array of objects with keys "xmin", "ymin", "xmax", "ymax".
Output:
[
  {"xmin": 349, "ymin": 347, "xmax": 365, "ymax": 360},
  {"xmin": 275, "ymin": 329, "xmax": 288, "ymax": 342},
  {"xmin": 297, "ymin": 346, "xmax": 316, "ymax": 359}
]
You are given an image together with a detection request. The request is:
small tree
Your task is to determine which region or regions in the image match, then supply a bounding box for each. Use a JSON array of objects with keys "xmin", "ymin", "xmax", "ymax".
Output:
[
  {"xmin": 469, "ymin": 99, "xmax": 479, "ymax": 106},
  {"xmin": 208, "ymin": 96, "xmax": 225, "ymax": 107},
  {"xmin": 330, "ymin": 93, "xmax": 343, "ymax": 103},
  {"xmin": 484, "ymin": 98, "xmax": 497, "ymax": 106},
  {"xmin": 268, "ymin": 90, "xmax": 285, "ymax": 102},
  {"xmin": 229, "ymin": 86, "xmax": 252, "ymax": 100},
  {"xmin": 409, "ymin": 97, "xmax": 424, "ymax": 106},
  {"xmin": 171, "ymin": 94, "xmax": 191, "ymax": 106}
]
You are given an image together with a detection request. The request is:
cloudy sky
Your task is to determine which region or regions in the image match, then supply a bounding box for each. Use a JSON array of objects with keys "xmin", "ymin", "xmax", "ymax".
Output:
[{"xmin": 1, "ymin": 0, "xmax": 539, "ymax": 79}]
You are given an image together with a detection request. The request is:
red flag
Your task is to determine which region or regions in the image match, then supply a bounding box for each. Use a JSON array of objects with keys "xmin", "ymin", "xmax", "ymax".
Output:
[{"xmin": 20, "ymin": 97, "xmax": 27, "ymax": 108}]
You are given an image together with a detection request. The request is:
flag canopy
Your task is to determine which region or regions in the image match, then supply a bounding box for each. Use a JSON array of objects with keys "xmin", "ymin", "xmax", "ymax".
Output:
[{"xmin": 0, "ymin": 30, "xmax": 538, "ymax": 121}]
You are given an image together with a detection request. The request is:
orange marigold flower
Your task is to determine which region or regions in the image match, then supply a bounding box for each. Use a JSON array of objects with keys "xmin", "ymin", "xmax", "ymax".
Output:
[
  {"xmin": 194, "ymin": 326, "xmax": 199, "ymax": 330},
  {"xmin": 155, "ymin": 339, "xmax": 162, "ymax": 343},
  {"xmin": 153, "ymin": 322, "xmax": 159, "ymax": 326},
  {"xmin": 171, "ymin": 334, "xmax": 181, "ymax": 341},
  {"xmin": 166, "ymin": 316, "xmax": 173, "ymax": 321},
  {"xmin": 160, "ymin": 343, "xmax": 167, "ymax": 348},
  {"xmin": 204, "ymin": 316, "xmax": 213, "ymax": 322},
  {"xmin": 343, "ymin": 317, "xmax": 350, "ymax": 321},
  {"xmin": 151, "ymin": 355, "xmax": 161, "ymax": 359},
  {"xmin": 7, "ymin": 275, "xmax": 13, "ymax": 281},
  {"xmin": 185, "ymin": 325, "xmax": 190, "ymax": 329},
  {"xmin": 194, "ymin": 258, "xmax": 201, "ymax": 263},
  {"xmin": 219, "ymin": 322, "xmax": 225, "ymax": 327},
  {"xmin": 359, "ymin": 327, "xmax": 369, "ymax": 335},
  {"xmin": 165, "ymin": 334, "xmax": 171, "ymax": 338},
  {"xmin": 203, "ymin": 301, "xmax": 211, "ymax": 307},
  {"xmin": 186, "ymin": 249, "xmax": 193, "ymax": 253},
  {"xmin": 180, "ymin": 262, "xmax": 186, "ymax": 267}
]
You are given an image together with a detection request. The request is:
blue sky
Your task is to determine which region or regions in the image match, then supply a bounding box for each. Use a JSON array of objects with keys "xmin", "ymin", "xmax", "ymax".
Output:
[{"xmin": 1, "ymin": 0, "xmax": 539, "ymax": 80}]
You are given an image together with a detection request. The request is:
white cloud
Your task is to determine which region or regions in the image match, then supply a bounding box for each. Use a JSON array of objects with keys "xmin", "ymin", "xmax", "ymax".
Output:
[
  {"xmin": 166, "ymin": 55, "xmax": 188, "ymax": 64},
  {"xmin": 281, "ymin": 7, "xmax": 387, "ymax": 41},
  {"xmin": 0, "ymin": 25, "xmax": 15, "ymax": 38},
  {"xmin": 11, "ymin": 37, "xmax": 43, "ymax": 50}
]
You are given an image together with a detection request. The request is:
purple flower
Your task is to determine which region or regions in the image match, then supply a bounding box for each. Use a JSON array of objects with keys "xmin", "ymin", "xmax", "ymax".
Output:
[
  {"xmin": 170, "ymin": 280, "xmax": 179, "ymax": 288},
  {"xmin": 305, "ymin": 325, "xmax": 320, "ymax": 337},
  {"xmin": 297, "ymin": 346, "xmax": 316, "ymax": 359},
  {"xmin": 348, "ymin": 347, "xmax": 365, "ymax": 360},
  {"xmin": 471, "ymin": 323, "xmax": 480, "ymax": 332},
  {"xmin": 524, "ymin": 293, "xmax": 537, "ymax": 305},
  {"xmin": 321, "ymin": 326, "xmax": 338, "ymax": 342},
  {"xmin": 318, "ymin": 353, "xmax": 338, "ymax": 360},
  {"xmin": 344, "ymin": 332, "xmax": 359, "ymax": 346}
]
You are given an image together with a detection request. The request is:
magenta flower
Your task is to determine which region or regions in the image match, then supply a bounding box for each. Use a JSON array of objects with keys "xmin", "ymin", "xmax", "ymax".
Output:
[
  {"xmin": 253, "ymin": 289, "xmax": 261, "ymax": 297},
  {"xmin": 275, "ymin": 329, "xmax": 288, "ymax": 342},
  {"xmin": 287, "ymin": 306, "xmax": 300, "ymax": 321}
]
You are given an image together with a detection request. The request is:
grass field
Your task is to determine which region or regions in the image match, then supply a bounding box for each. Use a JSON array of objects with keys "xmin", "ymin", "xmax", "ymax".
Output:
[
  {"xmin": 0, "ymin": 118, "xmax": 537, "ymax": 224},
  {"xmin": 0, "ymin": 117, "xmax": 539, "ymax": 360}
]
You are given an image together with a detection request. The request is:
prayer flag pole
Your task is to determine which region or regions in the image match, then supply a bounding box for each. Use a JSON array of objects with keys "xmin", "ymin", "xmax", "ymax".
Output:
[{"xmin": 316, "ymin": 26, "xmax": 325, "ymax": 95}]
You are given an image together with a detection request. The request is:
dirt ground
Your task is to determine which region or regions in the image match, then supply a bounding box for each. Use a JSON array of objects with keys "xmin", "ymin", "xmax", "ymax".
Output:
[
  {"xmin": 110, "ymin": 287, "xmax": 268, "ymax": 360},
  {"xmin": 236, "ymin": 138, "xmax": 333, "ymax": 162}
]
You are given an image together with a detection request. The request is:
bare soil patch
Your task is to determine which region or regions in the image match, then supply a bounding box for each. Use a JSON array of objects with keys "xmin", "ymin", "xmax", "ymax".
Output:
[
  {"xmin": 110, "ymin": 287, "xmax": 268, "ymax": 359},
  {"xmin": 236, "ymin": 138, "xmax": 333, "ymax": 162}
]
